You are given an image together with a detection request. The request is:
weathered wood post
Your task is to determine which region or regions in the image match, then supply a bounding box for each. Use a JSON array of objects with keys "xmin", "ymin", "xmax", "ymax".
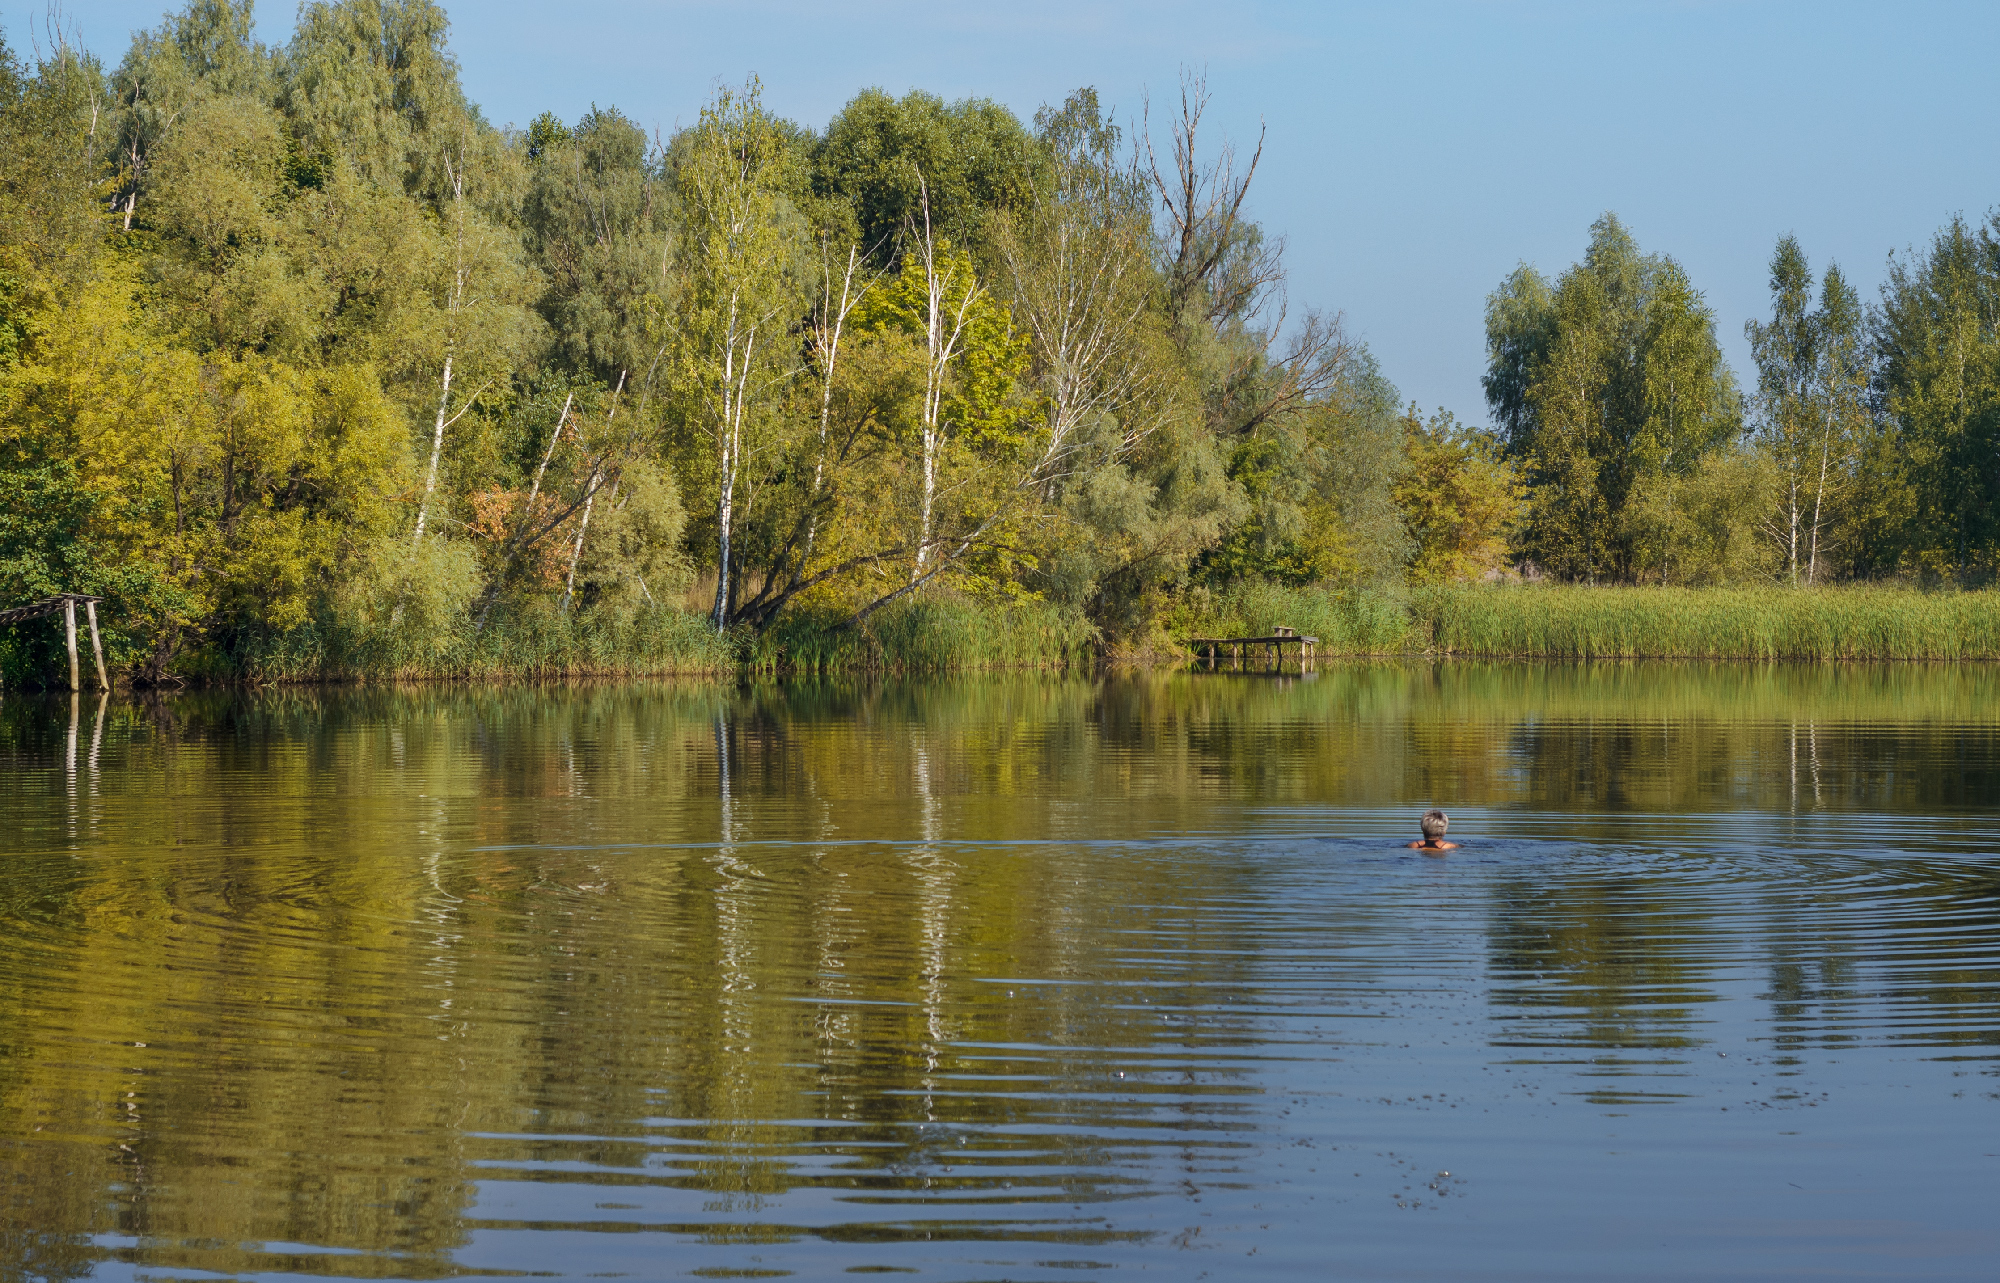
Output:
[
  {"xmin": 63, "ymin": 597, "xmax": 79, "ymax": 693},
  {"xmin": 85, "ymin": 600, "xmax": 108, "ymax": 691}
]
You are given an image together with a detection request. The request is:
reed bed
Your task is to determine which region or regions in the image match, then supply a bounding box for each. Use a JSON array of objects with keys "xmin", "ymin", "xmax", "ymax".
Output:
[
  {"xmin": 36, "ymin": 582, "xmax": 2000, "ymax": 688},
  {"xmin": 242, "ymin": 600, "xmax": 735, "ymax": 682},
  {"xmin": 1412, "ymin": 586, "xmax": 2000, "ymax": 660},
  {"xmin": 1163, "ymin": 583, "xmax": 2000, "ymax": 661},
  {"xmin": 754, "ymin": 596, "xmax": 1097, "ymax": 673},
  {"xmin": 1165, "ymin": 582, "xmax": 1418, "ymax": 655},
  {"xmin": 236, "ymin": 594, "xmax": 1095, "ymax": 683}
]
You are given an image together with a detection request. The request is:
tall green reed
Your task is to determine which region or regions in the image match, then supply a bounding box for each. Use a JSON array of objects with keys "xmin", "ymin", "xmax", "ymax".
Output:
[{"xmin": 1413, "ymin": 585, "xmax": 2000, "ymax": 659}]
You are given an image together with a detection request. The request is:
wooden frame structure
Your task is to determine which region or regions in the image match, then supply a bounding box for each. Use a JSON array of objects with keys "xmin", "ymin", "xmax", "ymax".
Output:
[
  {"xmin": 0, "ymin": 594, "xmax": 110, "ymax": 691},
  {"xmin": 1188, "ymin": 624, "xmax": 1319, "ymax": 669}
]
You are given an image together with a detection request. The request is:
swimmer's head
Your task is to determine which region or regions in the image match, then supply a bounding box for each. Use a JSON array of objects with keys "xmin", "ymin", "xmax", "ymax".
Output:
[{"xmin": 1419, "ymin": 809, "xmax": 1449, "ymax": 839}]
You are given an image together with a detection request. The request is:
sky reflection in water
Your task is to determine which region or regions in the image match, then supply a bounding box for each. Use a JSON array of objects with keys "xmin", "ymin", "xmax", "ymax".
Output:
[{"xmin": 1, "ymin": 664, "xmax": 1996, "ymax": 1280}]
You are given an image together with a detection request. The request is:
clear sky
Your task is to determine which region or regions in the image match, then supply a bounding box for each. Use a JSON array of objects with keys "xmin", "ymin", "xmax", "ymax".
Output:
[{"xmin": 14, "ymin": 0, "xmax": 1999, "ymax": 427}]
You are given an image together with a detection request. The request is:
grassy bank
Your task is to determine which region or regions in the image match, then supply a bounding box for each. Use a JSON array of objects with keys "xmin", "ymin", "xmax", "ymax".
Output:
[
  {"xmin": 241, "ymin": 599, "xmax": 737, "ymax": 681},
  {"xmin": 20, "ymin": 583, "xmax": 2000, "ymax": 688},
  {"xmin": 228, "ymin": 594, "xmax": 1096, "ymax": 684},
  {"xmin": 1171, "ymin": 583, "xmax": 2000, "ymax": 660},
  {"xmin": 750, "ymin": 597, "xmax": 1097, "ymax": 674}
]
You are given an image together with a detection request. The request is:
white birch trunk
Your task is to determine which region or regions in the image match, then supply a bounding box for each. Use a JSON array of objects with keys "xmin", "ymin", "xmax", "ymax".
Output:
[
  {"xmin": 412, "ymin": 142, "xmax": 469, "ymax": 547},
  {"xmin": 562, "ymin": 486, "xmax": 597, "ymax": 610},
  {"xmin": 523, "ymin": 391, "xmax": 573, "ymax": 522},
  {"xmin": 412, "ymin": 351, "xmax": 454, "ymax": 545},
  {"xmin": 713, "ymin": 296, "xmax": 753, "ymax": 633},
  {"xmin": 807, "ymin": 246, "xmax": 862, "ymax": 558},
  {"xmin": 909, "ymin": 184, "xmax": 977, "ymax": 581}
]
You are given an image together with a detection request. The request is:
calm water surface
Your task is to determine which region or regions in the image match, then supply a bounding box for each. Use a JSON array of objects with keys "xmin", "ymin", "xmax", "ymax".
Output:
[{"xmin": 2, "ymin": 665, "xmax": 1997, "ymax": 1281}]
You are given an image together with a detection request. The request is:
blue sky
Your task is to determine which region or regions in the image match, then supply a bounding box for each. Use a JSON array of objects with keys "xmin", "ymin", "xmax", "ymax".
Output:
[{"xmin": 15, "ymin": 1, "xmax": 1999, "ymax": 427}]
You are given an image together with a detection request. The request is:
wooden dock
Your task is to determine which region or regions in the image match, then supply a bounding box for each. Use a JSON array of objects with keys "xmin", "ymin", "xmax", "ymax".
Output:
[
  {"xmin": 1188, "ymin": 625, "xmax": 1319, "ymax": 668},
  {"xmin": 0, "ymin": 593, "xmax": 109, "ymax": 691}
]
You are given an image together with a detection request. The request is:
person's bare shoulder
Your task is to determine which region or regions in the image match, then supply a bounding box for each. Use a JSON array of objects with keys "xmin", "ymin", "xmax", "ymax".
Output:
[{"xmin": 1407, "ymin": 840, "xmax": 1459, "ymax": 851}]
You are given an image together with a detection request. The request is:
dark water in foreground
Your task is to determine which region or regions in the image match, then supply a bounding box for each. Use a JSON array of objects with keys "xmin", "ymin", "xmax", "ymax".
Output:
[{"xmin": 1, "ymin": 665, "xmax": 1997, "ymax": 1282}]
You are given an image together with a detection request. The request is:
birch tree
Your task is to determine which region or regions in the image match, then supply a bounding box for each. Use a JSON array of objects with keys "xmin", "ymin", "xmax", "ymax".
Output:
[
  {"xmin": 664, "ymin": 80, "xmax": 803, "ymax": 632},
  {"xmin": 996, "ymin": 88, "xmax": 1158, "ymax": 479},
  {"xmin": 906, "ymin": 184, "xmax": 982, "ymax": 575},
  {"xmin": 719, "ymin": 233, "xmax": 875, "ymax": 630},
  {"xmin": 1749, "ymin": 238, "xmax": 1866, "ymax": 583},
  {"xmin": 410, "ymin": 137, "xmax": 483, "ymax": 545},
  {"xmin": 1805, "ymin": 264, "xmax": 1864, "ymax": 582},
  {"xmin": 1747, "ymin": 236, "xmax": 1817, "ymax": 582}
]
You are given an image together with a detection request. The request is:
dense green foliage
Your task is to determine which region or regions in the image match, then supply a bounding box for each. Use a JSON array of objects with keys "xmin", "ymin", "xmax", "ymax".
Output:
[
  {"xmin": 3, "ymin": 1, "xmax": 1997, "ymax": 685},
  {"xmin": 1486, "ymin": 213, "xmax": 2000, "ymax": 589},
  {"xmin": 1484, "ymin": 215, "xmax": 1743, "ymax": 583},
  {"xmin": 1, "ymin": 3, "xmax": 1452, "ymax": 685}
]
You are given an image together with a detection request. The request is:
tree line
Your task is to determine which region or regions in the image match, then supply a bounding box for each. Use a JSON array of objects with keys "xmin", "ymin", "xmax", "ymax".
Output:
[
  {"xmin": 1487, "ymin": 213, "xmax": 2000, "ymax": 588},
  {"xmin": 0, "ymin": 0, "xmax": 1993, "ymax": 683}
]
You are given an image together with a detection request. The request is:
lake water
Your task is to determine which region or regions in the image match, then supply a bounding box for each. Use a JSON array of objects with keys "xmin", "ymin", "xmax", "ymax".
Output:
[{"xmin": 2, "ymin": 665, "xmax": 1997, "ymax": 1281}]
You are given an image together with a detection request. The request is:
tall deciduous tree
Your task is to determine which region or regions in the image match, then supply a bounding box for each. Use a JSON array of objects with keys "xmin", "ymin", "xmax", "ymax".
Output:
[
  {"xmin": 521, "ymin": 106, "xmax": 668, "ymax": 387},
  {"xmin": 662, "ymin": 80, "xmax": 805, "ymax": 632},
  {"xmin": 995, "ymin": 87, "xmax": 1158, "ymax": 480},
  {"xmin": 813, "ymin": 88, "xmax": 1039, "ymax": 263},
  {"xmin": 1482, "ymin": 214, "xmax": 1739, "ymax": 581},
  {"xmin": 1394, "ymin": 407, "xmax": 1523, "ymax": 585},
  {"xmin": 1747, "ymin": 236, "xmax": 1866, "ymax": 583},
  {"xmin": 1867, "ymin": 214, "xmax": 2000, "ymax": 577}
]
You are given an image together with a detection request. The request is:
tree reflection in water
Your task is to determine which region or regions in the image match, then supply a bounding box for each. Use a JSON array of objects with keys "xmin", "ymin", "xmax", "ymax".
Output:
[{"xmin": 1, "ymin": 665, "xmax": 1996, "ymax": 1278}]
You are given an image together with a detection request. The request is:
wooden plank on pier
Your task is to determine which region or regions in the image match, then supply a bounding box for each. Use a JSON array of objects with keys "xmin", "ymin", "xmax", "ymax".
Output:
[{"xmin": 0, "ymin": 593, "xmax": 104, "ymax": 627}]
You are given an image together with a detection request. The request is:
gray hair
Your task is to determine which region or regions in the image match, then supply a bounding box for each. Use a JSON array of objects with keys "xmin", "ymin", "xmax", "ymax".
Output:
[{"xmin": 1420, "ymin": 809, "xmax": 1449, "ymax": 838}]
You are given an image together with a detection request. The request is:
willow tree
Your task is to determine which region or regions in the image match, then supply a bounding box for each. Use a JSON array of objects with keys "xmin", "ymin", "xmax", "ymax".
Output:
[{"xmin": 522, "ymin": 105, "xmax": 669, "ymax": 387}]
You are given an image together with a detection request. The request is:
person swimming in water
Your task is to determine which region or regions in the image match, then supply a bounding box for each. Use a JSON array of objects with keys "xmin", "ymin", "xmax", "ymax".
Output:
[{"xmin": 1408, "ymin": 809, "xmax": 1458, "ymax": 852}]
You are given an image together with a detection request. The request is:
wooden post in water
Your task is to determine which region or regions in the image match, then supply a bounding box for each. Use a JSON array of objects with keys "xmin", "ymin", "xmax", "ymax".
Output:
[
  {"xmin": 63, "ymin": 598, "xmax": 79, "ymax": 693},
  {"xmin": 85, "ymin": 600, "xmax": 108, "ymax": 691}
]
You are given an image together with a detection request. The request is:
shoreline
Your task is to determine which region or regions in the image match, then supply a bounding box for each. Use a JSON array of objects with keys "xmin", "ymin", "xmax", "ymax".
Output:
[{"xmin": 13, "ymin": 584, "xmax": 2000, "ymax": 690}]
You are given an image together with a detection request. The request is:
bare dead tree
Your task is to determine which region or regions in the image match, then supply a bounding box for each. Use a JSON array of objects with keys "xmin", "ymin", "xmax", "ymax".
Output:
[
  {"xmin": 1236, "ymin": 307, "xmax": 1357, "ymax": 436},
  {"xmin": 1144, "ymin": 69, "xmax": 1353, "ymax": 438},
  {"xmin": 1143, "ymin": 69, "xmax": 1282, "ymax": 329}
]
